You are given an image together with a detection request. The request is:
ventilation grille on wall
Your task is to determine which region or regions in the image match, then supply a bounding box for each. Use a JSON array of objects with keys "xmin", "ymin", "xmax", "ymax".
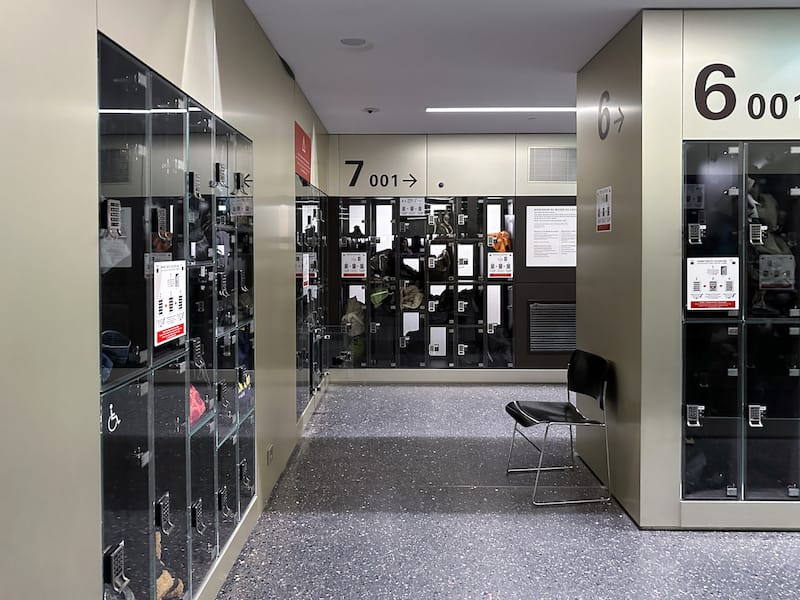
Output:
[
  {"xmin": 528, "ymin": 147, "xmax": 576, "ymax": 182},
  {"xmin": 529, "ymin": 302, "xmax": 576, "ymax": 352},
  {"xmin": 100, "ymin": 148, "xmax": 130, "ymax": 184}
]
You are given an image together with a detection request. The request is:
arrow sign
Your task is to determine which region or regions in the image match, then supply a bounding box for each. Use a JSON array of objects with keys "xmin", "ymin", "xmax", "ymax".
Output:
[
  {"xmin": 614, "ymin": 107, "xmax": 624, "ymax": 133},
  {"xmin": 402, "ymin": 173, "xmax": 418, "ymax": 187}
]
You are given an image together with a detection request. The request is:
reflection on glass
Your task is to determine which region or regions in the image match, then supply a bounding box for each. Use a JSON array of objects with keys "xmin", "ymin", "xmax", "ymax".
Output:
[{"xmin": 375, "ymin": 204, "xmax": 393, "ymax": 252}]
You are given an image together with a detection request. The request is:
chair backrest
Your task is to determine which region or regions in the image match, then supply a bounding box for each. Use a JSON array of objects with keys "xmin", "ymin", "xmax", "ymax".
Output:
[{"xmin": 567, "ymin": 349, "xmax": 610, "ymax": 410}]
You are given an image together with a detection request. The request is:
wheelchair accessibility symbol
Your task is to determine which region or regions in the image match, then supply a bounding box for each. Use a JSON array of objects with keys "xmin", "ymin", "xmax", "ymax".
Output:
[{"xmin": 107, "ymin": 404, "xmax": 122, "ymax": 433}]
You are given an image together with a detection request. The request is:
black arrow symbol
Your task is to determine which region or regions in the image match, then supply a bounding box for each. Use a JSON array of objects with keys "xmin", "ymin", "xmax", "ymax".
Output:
[
  {"xmin": 402, "ymin": 173, "xmax": 418, "ymax": 187},
  {"xmin": 614, "ymin": 107, "xmax": 624, "ymax": 133}
]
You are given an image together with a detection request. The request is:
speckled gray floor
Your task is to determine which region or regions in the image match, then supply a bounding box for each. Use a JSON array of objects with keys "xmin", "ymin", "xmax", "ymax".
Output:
[{"xmin": 217, "ymin": 384, "xmax": 800, "ymax": 600}]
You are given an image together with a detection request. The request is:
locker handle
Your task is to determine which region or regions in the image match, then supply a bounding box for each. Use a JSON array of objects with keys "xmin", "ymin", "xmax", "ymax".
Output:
[
  {"xmin": 748, "ymin": 405, "xmax": 766, "ymax": 428},
  {"xmin": 688, "ymin": 223, "xmax": 706, "ymax": 245},
  {"xmin": 686, "ymin": 404, "xmax": 704, "ymax": 428},
  {"xmin": 239, "ymin": 459, "xmax": 254, "ymax": 495},
  {"xmin": 191, "ymin": 499, "xmax": 207, "ymax": 535},
  {"xmin": 155, "ymin": 492, "xmax": 175, "ymax": 536},
  {"xmin": 103, "ymin": 541, "xmax": 131, "ymax": 593},
  {"xmin": 218, "ymin": 485, "xmax": 235, "ymax": 519}
]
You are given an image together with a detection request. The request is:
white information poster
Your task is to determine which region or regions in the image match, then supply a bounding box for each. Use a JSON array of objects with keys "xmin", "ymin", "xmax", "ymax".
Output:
[
  {"xmin": 154, "ymin": 260, "xmax": 187, "ymax": 346},
  {"xmin": 686, "ymin": 257, "xmax": 739, "ymax": 311},
  {"xmin": 526, "ymin": 205, "xmax": 577, "ymax": 267},
  {"xmin": 488, "ymin": 252, "xmax": 514, "ymax": 279},
  {"xmin": 596, "ymin": 187, "xmax": 612, "ymax": 232},
  {"xmin": 341, "ymin": 252, "xmax": 367, "ymax": 278},
  {"xmin": 400, "ymin": 197, "xmax": 426, "ymax": 216}
]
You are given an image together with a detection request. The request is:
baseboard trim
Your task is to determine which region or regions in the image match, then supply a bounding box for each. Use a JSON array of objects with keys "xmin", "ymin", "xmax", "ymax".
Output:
[{"xmin": 327, "ymin": 368, "xmax": 566, "ymax": 384}]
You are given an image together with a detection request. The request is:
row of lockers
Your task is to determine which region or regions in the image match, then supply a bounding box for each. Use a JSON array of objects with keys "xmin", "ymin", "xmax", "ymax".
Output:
[
  {"xmin": 101, "ymin": 361, "xmax": 255, "ymax": 599},
  {"xmin": 337, "ymin": 282, "xmax": 514, "ymax": 368},
  {"xmin": 683, "ymin": 322, "xmax": 800, "ymax": 501}
]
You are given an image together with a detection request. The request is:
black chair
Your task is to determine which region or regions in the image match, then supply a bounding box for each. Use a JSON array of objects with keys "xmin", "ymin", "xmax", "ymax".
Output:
[{"xmin": 505, "ymin": 349, "xmax": 612, "ymax": 505}]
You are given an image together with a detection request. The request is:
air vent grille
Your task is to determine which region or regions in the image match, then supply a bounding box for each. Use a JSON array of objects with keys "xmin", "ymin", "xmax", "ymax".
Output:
[
  {"xmin": 529, "ymin": 302, "xmax": 576, "ymax": 352},
  {"xmin": 528, "ymin": 147, "xmax": 576, "ymax": 182}
]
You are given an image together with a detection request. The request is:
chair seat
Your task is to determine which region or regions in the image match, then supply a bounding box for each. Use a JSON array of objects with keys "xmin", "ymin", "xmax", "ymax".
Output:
[{"xmin": 505, "ymin": 400, "xmax": 603, "ymax": 428}]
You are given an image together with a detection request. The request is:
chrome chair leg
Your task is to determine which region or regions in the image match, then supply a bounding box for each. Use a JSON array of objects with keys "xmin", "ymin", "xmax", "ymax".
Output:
[
  {"xmin": 532, "ymin": 422, "xmax": 612, "ymax": 506},
  {"xmin": 569, "ymin": 425, "xmax": 575, "ymax": 469},
  {"xmin": 505, "ymin": 422, "xmax": 518, "ymax": 473},
  {"xmin": 506, "ymin": 422, "xmax": 573, "ymax": 474}
]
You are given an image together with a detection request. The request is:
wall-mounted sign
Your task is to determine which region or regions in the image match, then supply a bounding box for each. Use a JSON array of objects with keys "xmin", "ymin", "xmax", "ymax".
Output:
[
  {"xmin": 488, "ymin": 252, "xmax": 513, "ymax": 279},
  {"xmin": 339, "ymin": 135, "xmax": 427, "ymax": 196},
  {"xmin": 295, "ymin": 252, "xmax": 303, "ymax": 277},
  {"xmin": 294, "ymin": 122, "xmax": 312, "ymax": 182},
  {"xmin": 596, "ymin": 187, "xmax": 612, "ymax": 232},
  {"xmin": 686, "ymin": 257, "xmax": 739, "ymax": 311},
  {"xmin": 341, "ymin": 252, "xmax": 367, "ymax": 278},
  {"xmin": 597, "ymin": 90, "xmax": 625, "ymax": 140},
  {"xmin": 683, "ymin": 11, "xmax": 800, "ymax": 139},
  {"xmin": 526, "ymin": 205, "xmax": 576, "ymax": 267},
  {"xmin": 154, "ymin": 260, "xmax": 187, "ymax": 346}
]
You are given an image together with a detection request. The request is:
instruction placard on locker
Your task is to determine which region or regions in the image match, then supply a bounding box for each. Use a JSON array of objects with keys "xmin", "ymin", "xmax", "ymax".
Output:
[
  {"xmin": 341, "ymin": 252, "xmax": 367, "ymax": 278},
  {"xmin": 487, "ymin": 252, "xmax": 514, "ymax": 279},
  {"xmin": 686, "ymin": 257, "xmax": 739, "ymax": 310},
  {"xmin": 400, "ymin": 197, "xmax": 425, "ymax": 216},
  {"xmin": 230, "ymin": 196, "xmax": 253, "ymax": 217},
  {"xmin": 154, "ymin": 260, "xmax": 187, "ymax": 346}
]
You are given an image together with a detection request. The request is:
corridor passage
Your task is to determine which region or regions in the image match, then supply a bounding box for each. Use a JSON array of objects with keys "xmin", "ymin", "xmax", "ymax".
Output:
[{"xmin": 217, "ymin": 384, "xmax": 800, "ymax": 599}]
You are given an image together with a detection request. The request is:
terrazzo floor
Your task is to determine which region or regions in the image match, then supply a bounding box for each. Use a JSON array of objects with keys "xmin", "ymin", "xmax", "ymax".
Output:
[{"xmin": 217, "ymin": 384, "xmax": 800, "ymax": 600}]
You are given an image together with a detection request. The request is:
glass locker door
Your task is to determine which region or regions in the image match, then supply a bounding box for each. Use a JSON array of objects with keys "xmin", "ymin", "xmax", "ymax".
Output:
[
  {"xmin": 745, "ymin": 324, "xmax": 800, "ymax": 499},
  {"xmin": 683, "ymin": 324, "xmax": 741, "ymax": 499},
  {"xmin": 152, "ymin": 361, "xmax": 188, "ymax": 596},
  {"xmin": 744, "ymin": 142, "xmax": 800, "ymax": 319},
  {"xmin": 101, "ymin": 378, "xmax": 151, "ymax": 600},
  {"xmin": 189, "ymin": 419, "xmax": 217, "ymax": 590}
]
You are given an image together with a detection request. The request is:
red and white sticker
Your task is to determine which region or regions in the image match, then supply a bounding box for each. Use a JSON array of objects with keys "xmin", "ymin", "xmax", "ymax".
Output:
[
  {"xmin": 488, "ymin": 252, "xmax": 514, "ymax": 279},
  {"xmin": 341, "ymin": 252, "xmax": 367, "ymax": 279}
]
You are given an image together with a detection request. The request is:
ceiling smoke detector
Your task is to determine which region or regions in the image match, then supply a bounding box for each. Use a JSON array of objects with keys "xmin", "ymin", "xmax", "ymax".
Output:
[{"xmin": 363, "ymin": 107, "xmax": 379, "ymax": 114}]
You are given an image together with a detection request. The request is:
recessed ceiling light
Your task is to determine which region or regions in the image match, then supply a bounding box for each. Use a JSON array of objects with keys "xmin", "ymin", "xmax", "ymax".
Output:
[
  {"xmin": 426, "ymin": 107, "xmax": 576, "ymax": 113},
  {"xmin": 340, "ymin": 37, "xmax": 368, "ymax": 47}
]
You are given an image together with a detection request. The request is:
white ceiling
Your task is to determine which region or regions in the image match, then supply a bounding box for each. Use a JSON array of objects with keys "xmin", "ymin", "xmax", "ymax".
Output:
[{"xmin": 245, "ymin": 1, "xmax": 800, "ymax": 134}]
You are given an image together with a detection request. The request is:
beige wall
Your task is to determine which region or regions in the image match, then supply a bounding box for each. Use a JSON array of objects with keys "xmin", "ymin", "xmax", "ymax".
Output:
[
  {"xmin": 0, "ymin": 1, "xmax": 102, "ymax": 598},
  {"xmin": 330, "ymin": 133, "xmax": 577, "ymax": 197},
  {"xmin": 576, "ymin": 14, "xmax": 643, "ymax": 521},
  {"xmin": 1, "ymin": 0, "xmax": 328, "ymax": 597},
  {"xmin": 639, "ymin": 10, "xmax": 683, "ymax": 527}
]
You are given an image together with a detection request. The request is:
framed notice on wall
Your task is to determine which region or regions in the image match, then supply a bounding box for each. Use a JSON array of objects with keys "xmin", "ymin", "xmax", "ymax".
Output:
[{"xmin": 526, "ymin": 205, "xmax": 576, "ymax": 267}]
